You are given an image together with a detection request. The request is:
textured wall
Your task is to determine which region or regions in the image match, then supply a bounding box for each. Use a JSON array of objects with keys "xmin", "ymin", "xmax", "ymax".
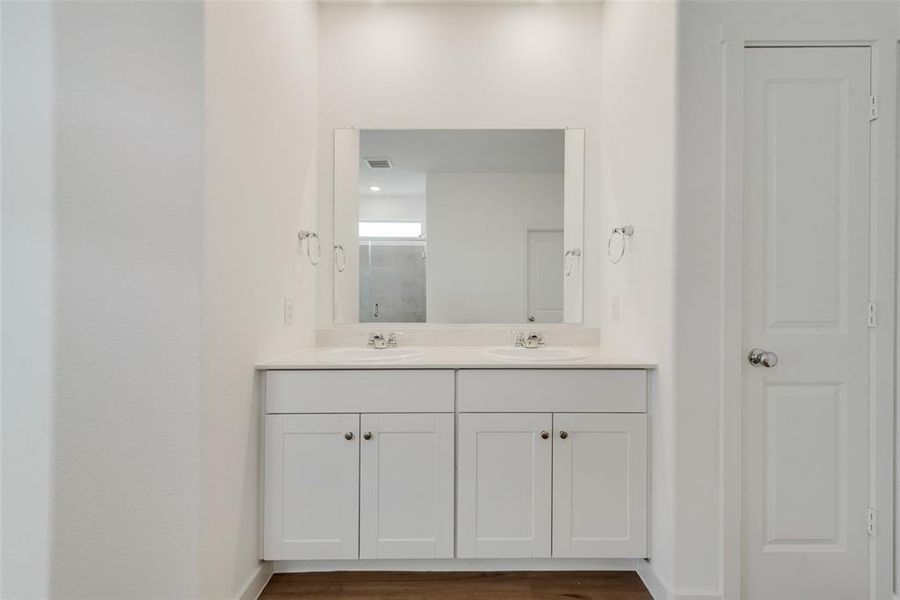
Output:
[{"xmin": 49, "ymin": 2, "xmax": 205, "ymax": 597}]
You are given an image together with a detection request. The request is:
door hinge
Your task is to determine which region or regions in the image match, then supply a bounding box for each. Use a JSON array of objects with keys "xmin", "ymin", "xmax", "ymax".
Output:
[
  {"xmin": 870, "ymin": 95, "xmax": 878, "ymax": 121},
  {"xmin": 867, "ymin": 302, "xmax": 877, "ymax": 328},
  {"xmin": 867, "ymin": 508, "xmax": 877, "ymax": 536}
]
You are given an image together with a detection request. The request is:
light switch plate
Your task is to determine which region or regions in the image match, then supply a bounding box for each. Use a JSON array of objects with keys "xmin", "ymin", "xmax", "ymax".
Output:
[{"xmin": 283, "ymin": 296, "xmax": 294, "ymax": 325}]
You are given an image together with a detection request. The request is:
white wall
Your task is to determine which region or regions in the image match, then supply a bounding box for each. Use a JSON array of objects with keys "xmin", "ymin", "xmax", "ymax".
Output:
[
  {"xmin": 359, "ymin": 194, "xmax": 426, "ymax": 223},
  {"xmin": 317, "ymin": 2, "xmax": 603, "ymax": 326},
  {"xmin": 2, "ymin": 2, "xmax": 319, "ymax": 597},
  {"xmin": 49, "ymin": 2, "xmax": 205, "ymax": 597},
  {"xmin": 597, "ymin": 1, "xmax": 678, "ymax": 595},
  {"xmin": 426, "ymin": 172, "xmax": 562, "ymax": 323},
  {"xmin": 202, "ymin": 2, "xmax": 319, "ymax": 598},
  {"xmin": 1, "ymin": 3, "xmax": 55, "ymax": 596}
]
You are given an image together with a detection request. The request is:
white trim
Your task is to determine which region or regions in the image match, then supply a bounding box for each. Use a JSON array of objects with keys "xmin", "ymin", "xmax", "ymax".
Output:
[
  {"xmin": 721, "ymin": 35, "xmax": 898, "ymax": 600},
  {"xmin": 274, "ymin": 557, "xmax": 638, "ymax": 573},
  {"xmin": 637, "ymin": 559, "xmax": 673, "ymax": 600},
  {"xmin": 237, "ymin": 562, "xmax": 274, "ymax": 600},
  {"xmin": 637, "ymin": 560, "xmax": 723, "ymax": 600},
  {"xmin": 867, "ymin": 39, "xmax": 897, "ymax": 600},
  {"xmin": 563, "ymin": 128, "xmax": 585, "ymax": 324},
  {"xmin": 720, "ymin": 35, "xmax": 745, "ymax": 600}
]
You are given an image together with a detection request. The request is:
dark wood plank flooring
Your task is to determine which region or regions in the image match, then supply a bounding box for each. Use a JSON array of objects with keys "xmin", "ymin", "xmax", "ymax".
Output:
[{"xmin": 260, "ymin": 571, "xmax": 652, "ymax": 599}]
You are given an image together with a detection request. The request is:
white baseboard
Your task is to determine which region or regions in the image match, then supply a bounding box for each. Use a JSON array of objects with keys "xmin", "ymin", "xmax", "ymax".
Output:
[
  {"xmin": 636, "ymin": 559, "xmax": 722, "ymax": 600},
  {"xmin": 637, "ymin": 559, "xmax": 672, "ymax": 600},
  {"xmin": 275, "ymin": 557, "xmax": 639, "ymax": 573},
  {"xmin": 238, "ymin": 562, "xmax": 274, "ymax": 600}
]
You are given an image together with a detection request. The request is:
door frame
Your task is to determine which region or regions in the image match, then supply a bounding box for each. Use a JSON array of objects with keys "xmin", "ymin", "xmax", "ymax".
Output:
[{"xmin": 721, "ymin": 34, "xmax": 898, "ymax": 600}]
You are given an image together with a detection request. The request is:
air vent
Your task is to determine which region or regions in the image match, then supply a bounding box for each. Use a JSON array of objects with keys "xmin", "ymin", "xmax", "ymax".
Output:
[{"xmin": 365, "ymin": 157, "xmax": 393, "ymax": 169}]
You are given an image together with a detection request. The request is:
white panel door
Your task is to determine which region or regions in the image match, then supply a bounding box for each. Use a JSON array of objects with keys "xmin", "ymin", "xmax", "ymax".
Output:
[
  {"xmin": 742, "ymin": 47, "xmax": 871, "ymax": 600},
  {"xmin": 552, "ymin": 414, "xmax": 647, "ymax": 558},
  {"xmin": 457, "ymin": 413, "xmax": 552, "ymax": 558},
  {"xmin": 360, "ymin": 413, "xmax": 455, "ymax": 559},
  {"xmin": 263, "ymin": 414, "xmax": 359, "ymax": 560},
  {"xmin": 527, "ymin": 229, "xmax": 564, "ymax": 323}
]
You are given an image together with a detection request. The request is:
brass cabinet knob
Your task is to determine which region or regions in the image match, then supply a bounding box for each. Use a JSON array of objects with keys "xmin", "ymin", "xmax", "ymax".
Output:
[
  {"xmin": 559, "ymin": 431, "xmax": 569, "ymax": 439},
  {"xmin": 344, "ymin": 432, "xmax": 354, "ymax": 441},
  {"xmin": 363, "ymin": 431, "xmax": 373, "ymax": 440},
  {"xmin": 540, "ymin": 431, "xmax": 550, "ymax": 440}
]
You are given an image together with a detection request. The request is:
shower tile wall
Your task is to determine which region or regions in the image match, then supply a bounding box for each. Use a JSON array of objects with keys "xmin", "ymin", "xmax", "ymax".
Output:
[{"xmin": 359, "ymin": 243, "xmax": 426, "ymax": 322}]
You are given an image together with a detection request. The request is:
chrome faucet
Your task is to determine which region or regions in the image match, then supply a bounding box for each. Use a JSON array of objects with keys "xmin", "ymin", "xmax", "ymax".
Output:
[
  {"xmin": 367, "ymin": 332, "xmax": 387, "ymax": 349},
  {"xmin": 367, "ymin": 332, "xmax": 402, "ymax": 349},
  {"xmin": 513, "ymin": 331, "xmax": 545, "ymax": 349}
]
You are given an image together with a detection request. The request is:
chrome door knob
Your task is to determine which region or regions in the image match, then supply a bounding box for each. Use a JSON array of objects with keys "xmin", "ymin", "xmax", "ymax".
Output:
[
  {"xmin": 748, "ymin": 348, "xmax": 778, "ymax": 368},
  {"xmin": 540, "ymin": 431, "xmax": 549, "ymax": 440},
  {"xmin": 344, "ymin": 432, "xmax": 354, "ymax": 441},
  {"xmin": 363, "ymin": 431, "xmax": 372, "ymax": 440},
  {"xmin": 559, "ymin": 431, "xmax": 569, "ymax": 439}
]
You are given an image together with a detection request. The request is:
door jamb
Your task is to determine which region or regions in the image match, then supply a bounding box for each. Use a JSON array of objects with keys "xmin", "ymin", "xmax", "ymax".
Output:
[{"xmin": 721, "ymin": 38, "xmax": 897, "ymax": 600}]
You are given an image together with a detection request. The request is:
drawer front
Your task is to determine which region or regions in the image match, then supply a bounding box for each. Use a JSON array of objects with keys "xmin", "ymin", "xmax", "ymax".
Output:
[
  {"xmin": 266, "ymin": 370, "xmax": 454, "ymax": 414},
  {"xmin": 457, "ymin": 369, "xmax": 646, "ymax": 413}
]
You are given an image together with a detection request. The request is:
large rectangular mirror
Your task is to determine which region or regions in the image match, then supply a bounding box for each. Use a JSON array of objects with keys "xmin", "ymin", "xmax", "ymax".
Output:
[{"xmin": 332, "ymin": 128, "xmax": 584, "ymax": 324}]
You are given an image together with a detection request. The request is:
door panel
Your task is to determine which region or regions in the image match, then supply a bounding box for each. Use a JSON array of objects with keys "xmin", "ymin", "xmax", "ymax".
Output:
[
  {"xmin": 263, "ymin": 414, "xmax": 359, "ymax": 560},
  {"xmin": 527, "ymin": 229, "xmax": 564, "ymax": 323},
  {"xmin": 359, "ymin": 413, "xmax": 454, "ymax": 559},
  {"xmin": 742, "ymin": 47, "xmax": 870, "ymax": 600},
  {"xmin": 457, "ymin": 413, "xmax": 552, "ymax": 558},
  {"xmin": 552, "ymin": 414, "xmax": 647, "ymax": 558}
]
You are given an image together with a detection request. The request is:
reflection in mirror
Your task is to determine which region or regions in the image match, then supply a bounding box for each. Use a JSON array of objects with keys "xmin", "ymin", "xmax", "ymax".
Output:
[{"xmin": 334, "ymin": 129, "xmax": 584, "ymax": 325}]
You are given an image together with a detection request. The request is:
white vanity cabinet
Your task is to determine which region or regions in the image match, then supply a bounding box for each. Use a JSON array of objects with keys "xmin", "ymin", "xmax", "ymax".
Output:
[
  {"xmin": 262, "ymin": 366, "xmax": 649, "ymax": 563},
  {"xmin": 263, "ymin": 370, "xmax": 455, "ymax": 561},
  {"xmin": 455, "ymin": 370, "xmax": 648, "ymax": 559},
  {"xmin": 359, "ymin": 413, "xmax": 455, "ymax": 559},
  {"xmin": 264, "ymin": 413, "xmax": 360, "ymax": 560},
  {"xmin": 457, "ymin": 413, "xmax": 553, "ymax": 558}
]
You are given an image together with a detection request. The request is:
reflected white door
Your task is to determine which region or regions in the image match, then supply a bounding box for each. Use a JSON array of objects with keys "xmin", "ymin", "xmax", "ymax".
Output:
[
  {"xmin": 527, "ymin": 229, "xmax": 564, "ymax": 323},
  {"xmin": 359, "ymin": 413, "xmax": 454, "ymax": 559},
  {"xmin": 742, "ymin": 47, "xmax": 871, "ymax": 600}
]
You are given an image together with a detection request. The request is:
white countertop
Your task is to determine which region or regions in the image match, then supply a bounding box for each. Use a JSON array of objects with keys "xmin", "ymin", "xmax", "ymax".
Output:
[{"xmin": 256, "ymin": 346, "xmax": 656, "ymax": 370}]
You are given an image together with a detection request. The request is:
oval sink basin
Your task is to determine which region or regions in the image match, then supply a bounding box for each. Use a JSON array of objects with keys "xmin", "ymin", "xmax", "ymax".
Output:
[
  {"xmin": 482, "ymin": 346, "xmax": 590, "ymax": 362},
  {"xmin": 321, "ymin": 347, "xmax": 425, "ymax": 363}
]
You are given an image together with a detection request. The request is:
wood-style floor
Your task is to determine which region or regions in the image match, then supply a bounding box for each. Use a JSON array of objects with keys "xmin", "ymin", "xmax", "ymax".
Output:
[{"xmin": 259, "ymin": 571, "xmax": 652, "ymax": 599}]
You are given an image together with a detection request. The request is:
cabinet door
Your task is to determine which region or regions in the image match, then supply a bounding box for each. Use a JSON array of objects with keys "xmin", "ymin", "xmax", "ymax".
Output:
[
  {"xmin": 360, "ymin": 413, "xmax": 454, "ymax": 559},
  {"xmin": 552, "ymin": 413, "xmax": 647, "ymax": 558},
  {"xmin": 263, "ymin": 414, "xmax": 359, "ymax": 560},
  {"xmin": 457, "ymin": 413, "xmax": 552, "ymax": 558}
]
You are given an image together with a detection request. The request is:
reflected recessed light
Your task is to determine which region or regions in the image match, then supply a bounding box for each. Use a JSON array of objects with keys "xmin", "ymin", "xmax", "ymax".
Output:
[{"xmin": 369, "ymin": 185, "xmax": 381, "ymax": 192}]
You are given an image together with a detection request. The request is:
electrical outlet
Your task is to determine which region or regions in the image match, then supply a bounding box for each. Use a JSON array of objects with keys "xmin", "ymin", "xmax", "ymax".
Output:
[
  {"xmin": 610, "ymin": 295, "xmax": 620, "ymax": 322},
  {"xmin": 283, "ymin": 296, "xmax": 294, "ymax": 325}
]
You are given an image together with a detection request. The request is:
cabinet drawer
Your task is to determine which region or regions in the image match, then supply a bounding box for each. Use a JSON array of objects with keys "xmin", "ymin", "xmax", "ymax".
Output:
[
  {"xmin": 266, "ymin": 370, "xmax": 454, "ymax": 413},
  {"xmin": 457, "ymin": 369, "xmax": 646, "ymax": 413}
]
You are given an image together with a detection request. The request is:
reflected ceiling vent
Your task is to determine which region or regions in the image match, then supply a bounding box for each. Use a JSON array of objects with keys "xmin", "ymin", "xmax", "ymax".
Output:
[{"xmin": 365, "ymin": 157, "xmax": 393, "ymax": 169}]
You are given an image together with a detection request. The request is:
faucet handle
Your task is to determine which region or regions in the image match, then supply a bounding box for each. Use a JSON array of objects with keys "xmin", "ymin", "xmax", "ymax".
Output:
[
  {"xmin": 524, "ymin": 331, "xmax": 545, "ymax": 348},
  {"xmin": 387, "ymin": 332, "xmax": 404, "ymax": 347},
  {"xmin": 510, "ymin": 330, "xmax": 526, "ymax": 347}
]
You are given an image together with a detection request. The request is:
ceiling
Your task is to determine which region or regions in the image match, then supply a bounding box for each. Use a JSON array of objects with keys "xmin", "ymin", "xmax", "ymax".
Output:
[{"xmin": 358, "ymin": 129, "xmax": 565, "ymax": 197}]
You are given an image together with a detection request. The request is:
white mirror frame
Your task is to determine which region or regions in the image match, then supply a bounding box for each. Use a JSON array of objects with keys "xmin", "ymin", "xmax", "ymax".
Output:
[{"xmin": 328, "ymin": 128, "xmax": 584, "ymax": 326}]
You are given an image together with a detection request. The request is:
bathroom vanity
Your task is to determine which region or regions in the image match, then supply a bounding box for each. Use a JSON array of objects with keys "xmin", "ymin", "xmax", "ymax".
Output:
[{"xmin": 258, "ymin": 347, "xmax": 653, "ymax": 565}]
